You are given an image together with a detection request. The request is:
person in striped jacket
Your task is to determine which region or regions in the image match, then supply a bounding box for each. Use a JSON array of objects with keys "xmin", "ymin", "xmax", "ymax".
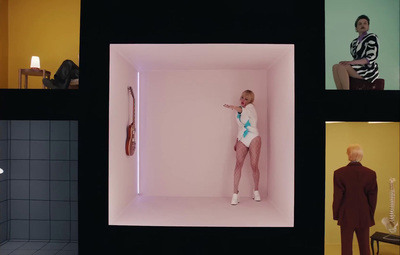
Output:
[{"xmin": 332, "ymin": 15, "xmax": 379, "ymax": 90}]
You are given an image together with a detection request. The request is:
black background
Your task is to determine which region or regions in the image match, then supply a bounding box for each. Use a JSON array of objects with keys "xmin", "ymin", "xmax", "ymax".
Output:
[{"xmin": 1, "ymin": 0, "xmax": 399, "ymax": 254}]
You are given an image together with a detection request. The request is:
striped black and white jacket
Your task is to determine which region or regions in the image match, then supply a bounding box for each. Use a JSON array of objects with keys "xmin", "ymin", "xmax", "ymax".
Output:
[{"xmin": 350, "ymin": 33, "xmax": 379, "ymax": 83}]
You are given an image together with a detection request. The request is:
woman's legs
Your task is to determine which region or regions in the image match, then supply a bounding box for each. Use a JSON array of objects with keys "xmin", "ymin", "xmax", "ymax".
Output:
[
  {"xmin": 344, "ymin": 64, "xmax": 363, "ymax": 79},
  {"xmin": 332, "ymin": 64, "xmax": 364, "ymax": 90},
  {"xmin": 249, "ymin": 136, "xmax": 261, "ymax": 191},
  {"xmin": 233, "ymin": 141, "xmax": 248, "ymax": 194},
  {"xmin": 332, "ymin": 64, "xmax": 344, "ymax": 89},
  {"xmin": 333, "ymin": 64, "xmax": 350, "ymax": 89}
]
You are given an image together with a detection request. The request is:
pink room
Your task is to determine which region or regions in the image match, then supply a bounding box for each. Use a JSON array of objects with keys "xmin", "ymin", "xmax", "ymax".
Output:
[{"xmin": 108, "ymin": 44, "xmax": 294, "ymax": 227}]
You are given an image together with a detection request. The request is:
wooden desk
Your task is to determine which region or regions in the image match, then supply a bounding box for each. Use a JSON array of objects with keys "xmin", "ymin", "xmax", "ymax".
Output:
[
  {"xmin": 370, "ymin": 231, "xmax": 400, "ymax": 255},
  {"xmin": 18, "ymin": 68, "xmax": 51, "ymax": 89}
]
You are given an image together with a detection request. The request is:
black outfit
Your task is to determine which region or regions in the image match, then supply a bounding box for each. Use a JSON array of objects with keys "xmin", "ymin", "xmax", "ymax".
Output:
[{"xmin": 43, "ymin": 59, "xmax": 79, "ymax": 89}]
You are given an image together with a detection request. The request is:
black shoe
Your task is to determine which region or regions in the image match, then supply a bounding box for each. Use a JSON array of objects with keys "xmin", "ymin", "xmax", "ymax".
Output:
[{"xmin": 42, "ymin": 78, "xmax": 59, "ymax": 89}]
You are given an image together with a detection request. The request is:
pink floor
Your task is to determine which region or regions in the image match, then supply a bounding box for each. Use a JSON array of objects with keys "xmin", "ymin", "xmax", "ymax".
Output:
[{"xmin": 112, "ymin": 196, "xmax": 292, "ymax": 227}]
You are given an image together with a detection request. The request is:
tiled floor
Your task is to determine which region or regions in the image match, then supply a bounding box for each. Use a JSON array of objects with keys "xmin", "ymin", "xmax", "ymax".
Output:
[{"xmin": 0, "ymin": 241, "xmax": 78, "ymax": 255}]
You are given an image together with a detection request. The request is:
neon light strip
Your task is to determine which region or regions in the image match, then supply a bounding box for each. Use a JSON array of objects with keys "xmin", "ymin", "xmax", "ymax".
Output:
[
  {"xmin": 137, "ymin": 72, "xmax": 140, "ymax": 194},
  {"xmin": 368, "ymin": 122, "xmax": 393, "ymax": 124}
]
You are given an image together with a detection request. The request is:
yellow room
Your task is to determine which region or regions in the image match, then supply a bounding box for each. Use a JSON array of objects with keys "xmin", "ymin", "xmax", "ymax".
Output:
[
  {"xmin": 325, "ymin": 122, "xmax": 400, "ymax": 255},
  {"xmin": 0, "ymin": 0, "xmax": 80, "ymax": 89}
]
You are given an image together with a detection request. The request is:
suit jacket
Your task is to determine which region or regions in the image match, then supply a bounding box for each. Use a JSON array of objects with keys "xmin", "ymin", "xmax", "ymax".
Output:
[{"xmin": 333, "ymin": 162, "xmax": 378, "ymax": 228}]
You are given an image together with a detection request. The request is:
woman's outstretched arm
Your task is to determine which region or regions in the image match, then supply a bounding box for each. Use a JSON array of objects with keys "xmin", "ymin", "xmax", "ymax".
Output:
[{"xmin": 223, "ymin": 104, "xmax": 242, "ymax": 113}]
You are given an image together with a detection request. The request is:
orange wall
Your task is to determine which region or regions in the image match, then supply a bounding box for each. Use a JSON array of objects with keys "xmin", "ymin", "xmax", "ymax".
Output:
[
  {"xmin": 8, "ymin": 0, "xmax": 80, "ymax": 89},
  {"xmin": 0, "ymin": 0, "xmax": 8, "ymax": 88}
]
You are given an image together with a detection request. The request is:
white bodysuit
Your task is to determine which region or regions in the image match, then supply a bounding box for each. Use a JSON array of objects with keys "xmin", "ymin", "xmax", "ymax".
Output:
[{"xmin": 236, "ymin": 103, "xmax": 259, "ymax": 147}]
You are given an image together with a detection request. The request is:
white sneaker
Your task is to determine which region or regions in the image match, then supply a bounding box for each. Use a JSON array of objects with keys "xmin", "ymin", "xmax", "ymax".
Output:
[
  {"xmin": 253, "ymin": 190, "xmax": 261, "ymax": 202},
  {"xmin": 231, "ymin": 193, "xmax": 239, "ymax": 205}
]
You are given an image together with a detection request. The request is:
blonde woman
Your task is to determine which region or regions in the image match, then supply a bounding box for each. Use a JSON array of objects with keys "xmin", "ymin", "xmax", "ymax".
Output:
[{"xmin": 223, "ymin": 90, "xmax": 261, "ymax": 205}]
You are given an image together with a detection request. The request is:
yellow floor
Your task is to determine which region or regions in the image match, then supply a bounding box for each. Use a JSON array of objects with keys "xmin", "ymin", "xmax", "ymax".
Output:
[{"xmin": 325, "ymin": 244, "xmax": 400, "ymax": 255}]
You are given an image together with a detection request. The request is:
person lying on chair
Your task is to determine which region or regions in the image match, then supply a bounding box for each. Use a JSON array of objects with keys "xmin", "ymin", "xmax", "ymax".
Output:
[{"xmin": 42, "ymin": 59, "xmax": 79, "ymax": 89}]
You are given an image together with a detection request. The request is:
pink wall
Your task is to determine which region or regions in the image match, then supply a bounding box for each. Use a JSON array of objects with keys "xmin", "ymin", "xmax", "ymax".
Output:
[
  {"xmin": 109, "ymin": 47, "xmax": 138, "ymax": 223},
  {"xmin": 266, "ymin": 47, "xmax": 295, "ymax": 223},
  {"xmin": 139, "ymin": 70, "xmax": 268, "ymax": 197}
]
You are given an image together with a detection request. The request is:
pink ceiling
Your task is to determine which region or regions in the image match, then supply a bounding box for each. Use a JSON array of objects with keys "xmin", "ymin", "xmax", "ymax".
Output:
[{"xmin": 111, "ymin": 44, "xmax": 293, "ymax": 71}]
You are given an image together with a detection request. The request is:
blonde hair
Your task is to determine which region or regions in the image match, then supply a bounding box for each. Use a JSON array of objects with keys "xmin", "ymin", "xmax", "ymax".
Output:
[
  {"xmin": 347, "ymin": 144, "xmax": 364, "ymax": 162},
  {"xmin": 242, "ymin": 90, "xmax": 255, "ymax": 104}
]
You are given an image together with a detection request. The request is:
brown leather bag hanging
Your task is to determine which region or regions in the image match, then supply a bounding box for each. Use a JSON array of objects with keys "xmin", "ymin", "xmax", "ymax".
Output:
[{"xmin": 125, "ymin": 86, "xmax": 136, "ymax": 156}]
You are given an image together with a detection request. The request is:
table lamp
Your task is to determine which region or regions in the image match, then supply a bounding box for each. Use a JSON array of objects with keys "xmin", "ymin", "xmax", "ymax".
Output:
[{"xmin": 30, "ymin": 56, "xmax": 40, "ymax": 69}]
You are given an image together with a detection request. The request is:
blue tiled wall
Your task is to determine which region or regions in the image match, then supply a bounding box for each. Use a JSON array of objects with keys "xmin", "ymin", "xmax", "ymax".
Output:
[
  {"xmin": 0, "ymin": 120, "xmax": 9, "ymax": 244},
  {"xmin": 1, "ymin": 120, "xmax": 78, "ymax": 242}
]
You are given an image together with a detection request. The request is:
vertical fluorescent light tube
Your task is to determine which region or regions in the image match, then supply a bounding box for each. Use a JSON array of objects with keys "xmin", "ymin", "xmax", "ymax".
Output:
[{"xmin": 137, "ymin": 72, "xmax": 140, "ymax": 195}]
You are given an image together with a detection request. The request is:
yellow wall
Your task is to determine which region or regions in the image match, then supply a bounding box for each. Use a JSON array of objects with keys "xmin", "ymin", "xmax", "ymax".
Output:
[
  {"xmin": 7, "ymin": 0, "xmax": 80, "ymax": 89},
  {"xmin": 0, "ymin": 0, "xmax": 8, "ymax": 88},
  {"xmin": 325, "ymin": 122, "xmax": 400, "ymax": 246}
]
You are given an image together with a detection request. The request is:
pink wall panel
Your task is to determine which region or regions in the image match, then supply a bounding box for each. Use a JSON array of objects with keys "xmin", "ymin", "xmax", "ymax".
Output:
[
  {"xmin": 109, "ymin": 48, "xmax": 138, "ymax": 223},
  {"xmin": 266, "ymin": 48, "xmax": 295, "ymax": 223},
  {"xmin": 139, "ymin": 70, "xmax": 268, "ymax": 198}
]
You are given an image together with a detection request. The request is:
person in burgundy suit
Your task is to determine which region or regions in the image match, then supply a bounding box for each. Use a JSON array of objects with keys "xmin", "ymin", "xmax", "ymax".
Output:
[{"xmin": 333, "ymin": 144, "xmax": 378, "ymax": 255}]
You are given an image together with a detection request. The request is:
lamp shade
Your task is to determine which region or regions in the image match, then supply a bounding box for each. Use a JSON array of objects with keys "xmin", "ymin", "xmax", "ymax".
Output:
[{"xmin": 30, "ymin": 56, "xmax": 40, "ymax": 69}]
